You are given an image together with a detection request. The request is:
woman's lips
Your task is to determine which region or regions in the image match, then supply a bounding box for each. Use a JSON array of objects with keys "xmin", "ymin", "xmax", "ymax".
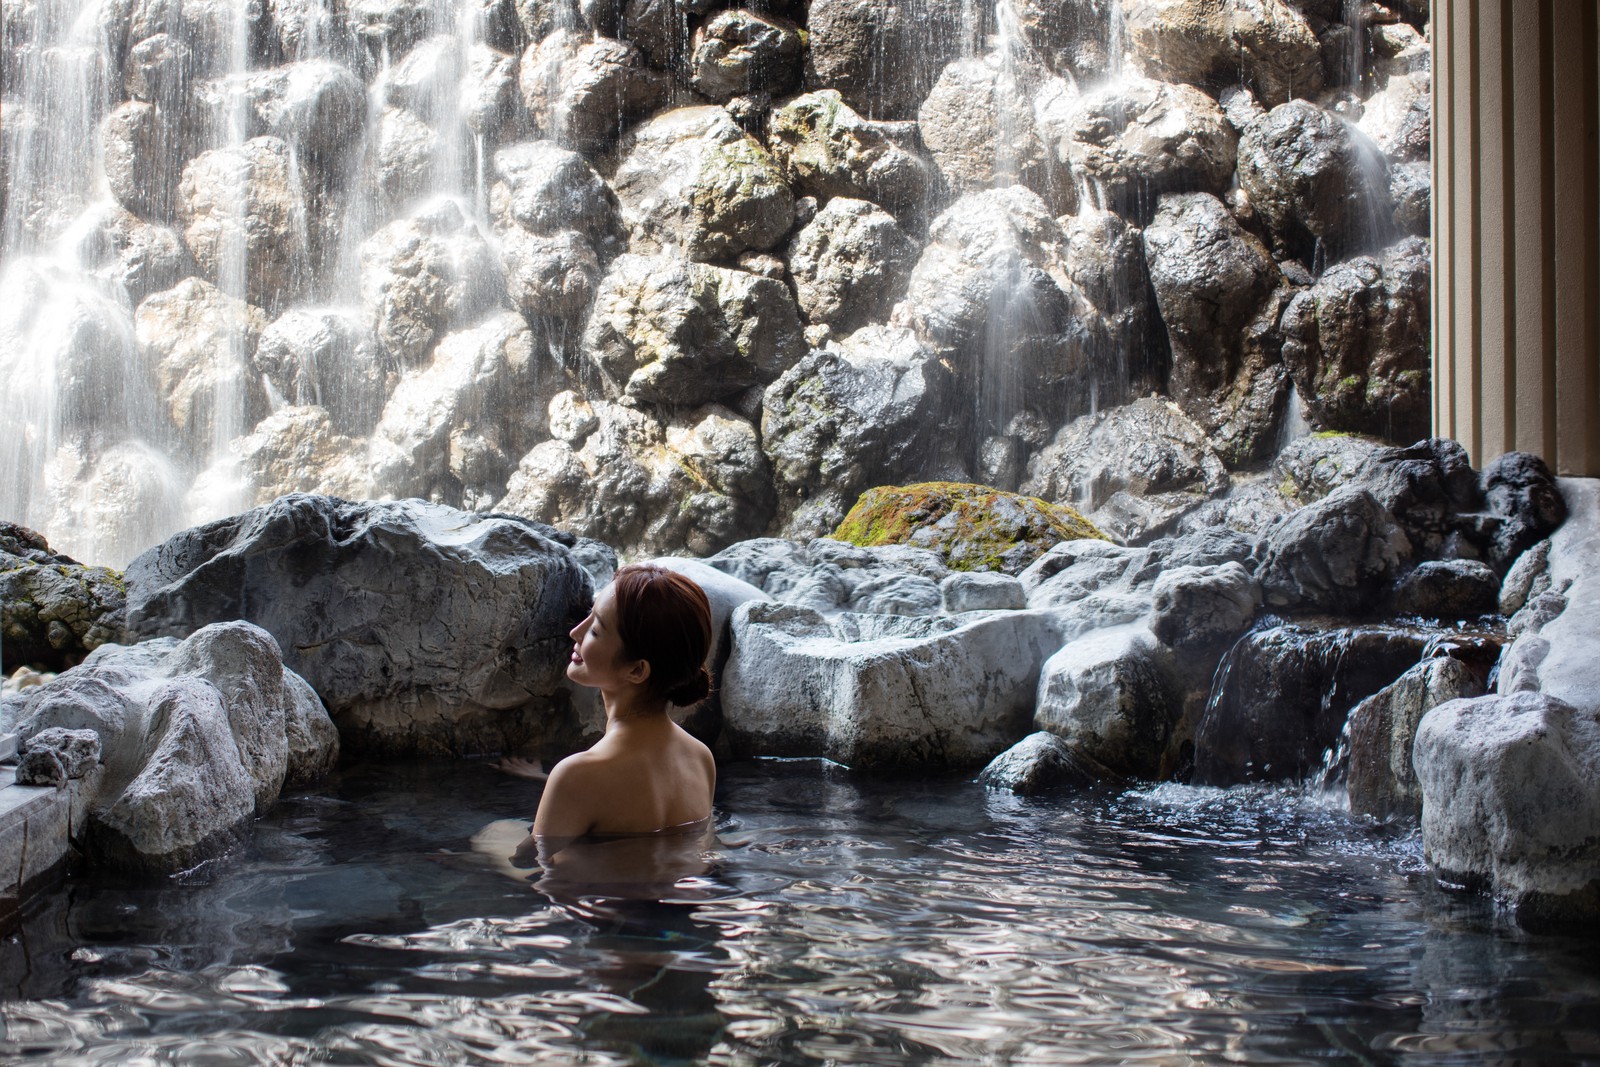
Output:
[{"xmin": 570, "ymin": 648, "xmax": 582, "ymax": 664}]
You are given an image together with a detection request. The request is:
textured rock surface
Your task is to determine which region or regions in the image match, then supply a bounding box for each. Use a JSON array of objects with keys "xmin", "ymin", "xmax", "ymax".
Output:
[
  {"xmin": 978, "ymin": 730, "xmax": 1116, "ymax": 794},
  {"xmin": 1, "ymin": 523, "xmax": 129, "ymax": 674},
  {"xmin": 124, "ymin": 495, "xmax": 597, "ymax": 757},
  {"xmin": 1034, "ymin": 624, "xmax": 1179, "ymax": 778},
  {"xmin": 1415, "ymin": 692, "xmax": 1600, "ymax": 926},
  {"xmin": 767, "ymin": 90, "xmax": 937, "ymax": 223},
  {"xmin": 803, "ymin": 0, "xmax": 976, "ymax": 120},
  {"xmin": 1256, "ymin": 486, "xmax": 1412, "ymax": 615},
  {"xmin": 787, "ymin": 198, "xmax": 916, "ymax": 331},
  {"xmin": 1122, "ymin": 0, "xmax": 1322, "ymax": 107},
  {"xmin": 832, "ymin": 482, "xmax": 1106, "ymax": 574},
  {"xmin": 1347, "ymin": 655, "xmax": 1482, "ymax": 821},
  {"xmin": 179, "ymin": 136, "xmax": 308, "ymax": 310},
  {"xmin": 721, "ymin": 601, "xmax": 1064, "ymax": 768},
  {"xmin": 8, "ymin": 621, "xmax": 336, "ymax": 874}
]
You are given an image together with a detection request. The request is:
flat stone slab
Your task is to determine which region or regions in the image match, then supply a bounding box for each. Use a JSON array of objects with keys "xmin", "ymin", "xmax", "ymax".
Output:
[{"xmin": 0, "ymin": 764, "xmax": 100, "ymax": 921}]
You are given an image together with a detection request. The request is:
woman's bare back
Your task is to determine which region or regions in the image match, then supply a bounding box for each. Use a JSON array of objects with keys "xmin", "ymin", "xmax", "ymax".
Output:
[{"xmin": 533, "ymin": 718, "xmax": 715, "ymax": 840}]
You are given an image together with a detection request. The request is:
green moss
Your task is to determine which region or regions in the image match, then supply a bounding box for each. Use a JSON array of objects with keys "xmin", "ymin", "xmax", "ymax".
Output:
[{"xmin": 831, "ymin": 481, "xmax": 1107, "ymax": 572}]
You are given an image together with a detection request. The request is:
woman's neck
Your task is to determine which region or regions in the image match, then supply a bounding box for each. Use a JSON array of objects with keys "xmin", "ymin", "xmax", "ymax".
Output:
[{"xmin": 600, "ymin": 687, "xmax": 670, "ymax": 730}]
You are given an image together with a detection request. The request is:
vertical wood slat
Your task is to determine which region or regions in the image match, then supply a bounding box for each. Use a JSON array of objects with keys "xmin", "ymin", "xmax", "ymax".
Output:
[{"xmin": 1433, "ymin": 0, "xmax": 1600, "ymax": 476}]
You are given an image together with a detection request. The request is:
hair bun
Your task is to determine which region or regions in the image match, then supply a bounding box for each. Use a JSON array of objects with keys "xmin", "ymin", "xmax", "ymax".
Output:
[{"xmin": 667, "ymin": 665, "xmax": 712, "ymax": 708}]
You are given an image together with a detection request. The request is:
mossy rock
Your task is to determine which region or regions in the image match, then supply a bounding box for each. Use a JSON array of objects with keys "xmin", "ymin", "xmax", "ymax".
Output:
[
  {"xmin": 831, "ymin": 482, "xmax": 1107, "ymax": 574},
  {"xmin": 1, "ymin": 522, "xmax": 128, "ymax": 673}
]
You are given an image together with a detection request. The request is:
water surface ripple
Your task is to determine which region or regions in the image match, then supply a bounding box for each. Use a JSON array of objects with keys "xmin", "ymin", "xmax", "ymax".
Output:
[{"xmin": 1, "ymin": 760, "xmax": 1597, "ymax": 1065}]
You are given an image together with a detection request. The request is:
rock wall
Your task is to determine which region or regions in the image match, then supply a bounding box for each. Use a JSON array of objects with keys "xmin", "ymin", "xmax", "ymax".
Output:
[{"xmin": 0, "ymin": 0, "xmax": 1433, "ymax": 567}]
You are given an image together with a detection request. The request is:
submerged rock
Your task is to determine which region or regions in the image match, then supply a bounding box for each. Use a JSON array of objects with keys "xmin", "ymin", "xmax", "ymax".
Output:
[
  {"xmin": 978, "ymin": 730, "xmax": 1117, "ymax": 794},
  {"xmin": 124, "ymin": 495, "xmax": 598, "ymax": 757}
]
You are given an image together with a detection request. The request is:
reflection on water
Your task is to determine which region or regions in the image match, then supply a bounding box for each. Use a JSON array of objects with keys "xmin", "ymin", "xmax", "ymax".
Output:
[{"xmin": 1, "ymin": 760, "xmax": 1598, "ymax": 1065}]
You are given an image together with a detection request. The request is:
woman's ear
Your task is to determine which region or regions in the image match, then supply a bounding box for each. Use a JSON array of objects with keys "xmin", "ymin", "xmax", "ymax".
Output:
[{"xmin": 624, "ymin": 657, "xmax": 652, "ymax": 686}]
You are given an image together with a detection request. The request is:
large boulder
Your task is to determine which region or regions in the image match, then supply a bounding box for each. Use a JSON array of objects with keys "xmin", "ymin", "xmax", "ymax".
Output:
[
  {"xmin": 255, "ymin": 308, "xmax": 391, "ymax": 434},
  {"xmin": 0, "ymin": 523, "xmax": 128, "ymax": 674},
  {"xmin": 1357, "ymin": 69, "xmax": 1431, "ymax": 164},
  {"xmin": 1021, "ymin": 398, "xmax": 1230, "ymax": 544},
  {"xmin": 8, "ymin": 620, "xmax": 337, "ymax": 874},
  {"xmin": 518, "ymin": 29, "xmax": 666, "ymax": 155},
  {"xmin": 489, "ymin": 140, "xmax": 622, "ymax": 246},
  {"xmin": 124, "ymin": 496, "xmax": 598, "ymax": 757},
  {"xmin": 688, "ymin": 9, "xmax": 803, "ymax": 102},
  {"xmin": 761, "ymin": 325, "xmax": 961, "ymax": 538},
  {"xmin": 101, "ymin": 100, "xmax": 185, "ymax": 223},
  {"xmin": 1194, "ymin": 622, "xmax": 1431, "ymax": 784},
  {"xmin": 1236, "ymin": 99, "xmax": 1393, "ymax": 260},
  {"xmin": 1347, "ymin": 655, "xmax": 1483, "ymax": 821},
  {"xmin": 1034, "ymin": 623, "xmax": 1180, "ymax": 778},
  {"xmin": 832, "ymin": 482, "xmax": 1106, "ymax": 574},
  {"xmin": 978, "ymin": 730, "xmax": 1116, "ymax": 794},
  {"xmin": 242, "ymin": 59, "xmax": 366, "ymax": 179},
  {"xmin": 231, "ymin": 406, "xmax": 375, "ymax": 506},
  {"xmin": 1148, "ymin": 560, "xmax": 1261, "ymax": 654},
  {"xmin": 497, "ymin": 398, "xmax": 775, "ymax": 559},
  {"xmin": 1121, "ymin": 0, "xmax": 1323, "ymax": 108},
  {"xmin": 1415, "ymin": 692, "xmax": 1600, "ymax": 927},
  {"xmin": 1255, "ymin": 485, "xmax": 1412, "ymax": 615},
  {"xmin": 704, "ymin": 536, "xmax": 954, "ymax": 616},
  {"xmin": 178, "ymin": 136, "xmax": 308, "ymax": 310},
  {"xmin": 787, "ymin": 198, "xmax": 917, "ymax": 332},
  {"xmin": 135, "ymin": 277, "xmax": 271, "ymax": 451},
  {"xmin": 918, "ymin": 55, "xmax": 1059, "ymax": 209},
  {"xmin": 766, "ymin": 90, "xmax": 938, "ymax": 225},
  {"xmin": 581, "ymin": 251, "xmax": 803, "ymax": 407},
  {"xmin": 610, "ymin": 106, "xmax": 793, "ymax": 262},
  {"xmin": 1142, "ymin": 192, "xmax": 1288, "ymax": 465},
  {"xmin": 1479, "ymin": 452, "xmax": 1567, "ymax": 571},
  {"xmin": 77, "ymin": 203, "xmax": 192, "ymax": 306},
  {"xmin": 1280, "ymin": 237, "xmax": 1430, "ymax": 441},
  {"xmin": 368, "ymin": 311, "xmax": 553, "ymax": 509},
  {"xmin": 803, "ymin": 0, "xmax": 977, "ymax": 120},
  {"xmin": 358, "ymin": 200, "xmax": 506, "ymax": 367},
  {"xmin": 1035, "ymin": 75, "xmax": 1236, "ymax": 218},
  {"xmin": 721, "ymin": 601, "xmax": 1065, "ymax": 767}
]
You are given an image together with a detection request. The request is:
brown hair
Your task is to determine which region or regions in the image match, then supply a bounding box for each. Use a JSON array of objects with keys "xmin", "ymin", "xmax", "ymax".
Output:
[{"xmin": 608, "ymin": 563, "xmax": 714, "ymax": 707}]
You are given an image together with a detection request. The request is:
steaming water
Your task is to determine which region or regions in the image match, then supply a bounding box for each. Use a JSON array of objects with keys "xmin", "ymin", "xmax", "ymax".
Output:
[{"xmin": 3, "ymin": 759, "xmax": 1597, "ymax": 1065}]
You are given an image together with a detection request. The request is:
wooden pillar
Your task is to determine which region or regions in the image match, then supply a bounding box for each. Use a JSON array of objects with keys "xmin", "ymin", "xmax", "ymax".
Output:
[{"xmin": 1433, "ymin": 0, "xmax": 1600, "ymax": 475}]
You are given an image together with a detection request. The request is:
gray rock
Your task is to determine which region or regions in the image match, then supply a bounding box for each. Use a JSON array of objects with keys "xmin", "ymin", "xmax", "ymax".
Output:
[
  {"xmin": 460, "ymin": 43, "xmax": 524, "ymax": 142},
  {"xmin": 761, "ymin": 325, "xmax": 958, "ymax": 537},
  {"xmin": 22, "ymin": 442, "xmax": 187, "ymax": 572},
  {"xmin": 90, "ymin": 677, "xmax": 258, "ymax": 873},
  {"xmin": 255, "ymin": 308, "xmax": 390, "ymax": 433},
  {"xmin": 1035, "ymin": 75, "xmax": 1236, "ymax": 216},
  {"xmin": 490, "ymin": 140, "xmax": 621, "ymax": 244},
  {"xmin": 582, "ymin": 252, "xmax": 803, "ymax": 407},
  {"xmin": 518, "ymin": 29, "xmax": 666, "ymax": 155},
  {"xmin": 722, "ymin": 601, "xmax": 1064, "ymax": 768},
  {"xmin": 1271, "ymin": 432, "xmax": 1385, "ymax": 505},
  {"xmin": 1481, "ymin": 451, "xmax": 1567, "ymax": 571},
  {"xmin": 1022, "ymin": 397, "xmax": 1230, "ymax": 543},
  {"xmin": 978, "ymin": 730, "xmax": 1115, "ymax": 794},
  {"xmin": 1348, "ymin": 437, "xmax": 1483, "ymax": 560},
  {"xmin": 848, "ymin": 573, "xmax": 943, "ymax": 616},
  {"xmin": 1347, "ymin": 656, "xmax": 1482, "ymax": 821},
  {"xmin": 348, "ymin": 0, "xmax": 434, "ymax": 51},
  {"xmin": 942, "ymin": 571, "xmax": 1027, "ymax": 613},
  {"xmin": 1357, "ymin": 69, "xmax": 1431, "ymax": 163},
  {"xmin": 1389, "ymin": 160, "xmax": 1431, "ymax": 237},
  {"xmin": 371, "ymin": 106, "xmax": 439, "ymax": 210},
  {"xmin": 1237, "ymin": 99, "xmax": 1393, "ymax": 259},
  {"xmin": 1194, "ymin": 623, "xmax": 1431, "ymax": 784},
  {"xmin": 767, "ymin": 90, "xmax": 938, "ymax": 224},
  {"xmin": 125, "ymin": 495, "xmax": 595, "ymax": 757},
  {"xmin": 787, "ymin": 198, "xmax": 916, "ymax": 332},
  {"xmin": 179, "ymin": 136, "xmax": 307, "ymax": 310},
  {"xmin": 689, "ymin": 9, "xmax": 802, "ymax": 102},
  {"xmin": 611, "ymin": 105, "xmax": 793, "ymax": 262},
  {"xmin": 1415, "ymin": 691, "xmax": 1600, "ymax": 927},
  {"xmin": 918, "ymin": 55, "xmax": 1060, "ymax": 209},
  {"xmin": 358, "ymin": 200, "xmax": 506, "ymax": 367},
  {"xmin": 231, "ymin": 406, "xmax": 374, "ymax": 507},
  {"xmin": 15, "ymin": 727, "xmax": 101, "ymax": 786},
  {"xmin": 803, "ymin": 0, "xmax": 978, "ymax": 120},
  {"xmin": 77, "ymin": 204, "xmax": 192, "ymax": 306},
  {"xmin": 1142, "ymin": 192, "xmax": 1286, "ymax": 465},
  {"xmin": 497, "ymin": 227, "xmax": 603, "ymax": 325},
  {"xmin": 1013, "ymin": 0, "xmax": 1113, "ymax": 82},
  {"xmin": 243, "ymin": 59, "xmax": 366, "ymax": 176},
  {"xmin": 1280, "ymin": 237, "xmax": 1430, "ymax": 441},
  {"xmin": 1, "ymin": 524, "xmax": 126, "ymax": 676},
  {"xmin": 1392, "ymin": 560, "xmax": 1500, "ymax": 618},
  {"xmin": 1122, "ymin": 0, "xmax": 1323, "ymax": 108},
  {"xmin": 1149, "ymin": 561, "xmax": 1261, "ymax": 653},
  {"xmin": 101, "ymin": 100, "xmax": 184, "ymax": 223},
  {"xmin": 1256, "ymin": 485, "xmax": 1412, "ymax": 615},
  {"xmin": 1035, "ymin": 624, "xmax": 1179, "ymax": 778},
  {"xmin": 135, "ymin": 277, "xmax": 271, "ymax": 451},
  {"xmin": 1499, "ymin": 539, "xmax": 1552, "ymax": 617},
  {"xmin": 498, "ymin": 401, "xmax": 775, "ymax": 559},
  {"xmin": 123, "ymin": 32, "xmax": 193, "ymax": 109}
]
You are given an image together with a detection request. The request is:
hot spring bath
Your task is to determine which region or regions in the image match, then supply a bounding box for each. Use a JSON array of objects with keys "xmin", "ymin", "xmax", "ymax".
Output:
[{"xmin": 1, "ymin": 758, "xmax": 1596, "ymax": 1065}]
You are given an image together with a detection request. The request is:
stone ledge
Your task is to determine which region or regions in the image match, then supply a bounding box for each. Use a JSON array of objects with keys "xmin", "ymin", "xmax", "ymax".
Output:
[{"xmin": 0, "ymin": 763, "xmax": 101, "ymax": 924}]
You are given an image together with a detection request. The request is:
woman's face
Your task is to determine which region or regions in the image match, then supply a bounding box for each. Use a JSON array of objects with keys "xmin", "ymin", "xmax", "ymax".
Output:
[{"xmin": 567, "ymin": 586, "xmax": 642, "ymax": 690}]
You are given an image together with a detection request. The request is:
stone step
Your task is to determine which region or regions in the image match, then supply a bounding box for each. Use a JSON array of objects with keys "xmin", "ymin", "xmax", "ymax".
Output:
[{"xmin": 0, "ymin": 762, "xmax": 100, "ymax": 924}]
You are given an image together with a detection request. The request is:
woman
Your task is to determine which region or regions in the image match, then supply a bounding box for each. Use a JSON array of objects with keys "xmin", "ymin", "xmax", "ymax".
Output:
[{"xmin": 510, "ymin": 564, "xmax": 717, "ymax": 869}]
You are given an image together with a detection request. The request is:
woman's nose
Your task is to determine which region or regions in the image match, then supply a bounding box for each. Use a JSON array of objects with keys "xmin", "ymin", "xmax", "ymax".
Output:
[{"xmin": 569, "ymin": 615, "xmax": 589, "ymax": 641}]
